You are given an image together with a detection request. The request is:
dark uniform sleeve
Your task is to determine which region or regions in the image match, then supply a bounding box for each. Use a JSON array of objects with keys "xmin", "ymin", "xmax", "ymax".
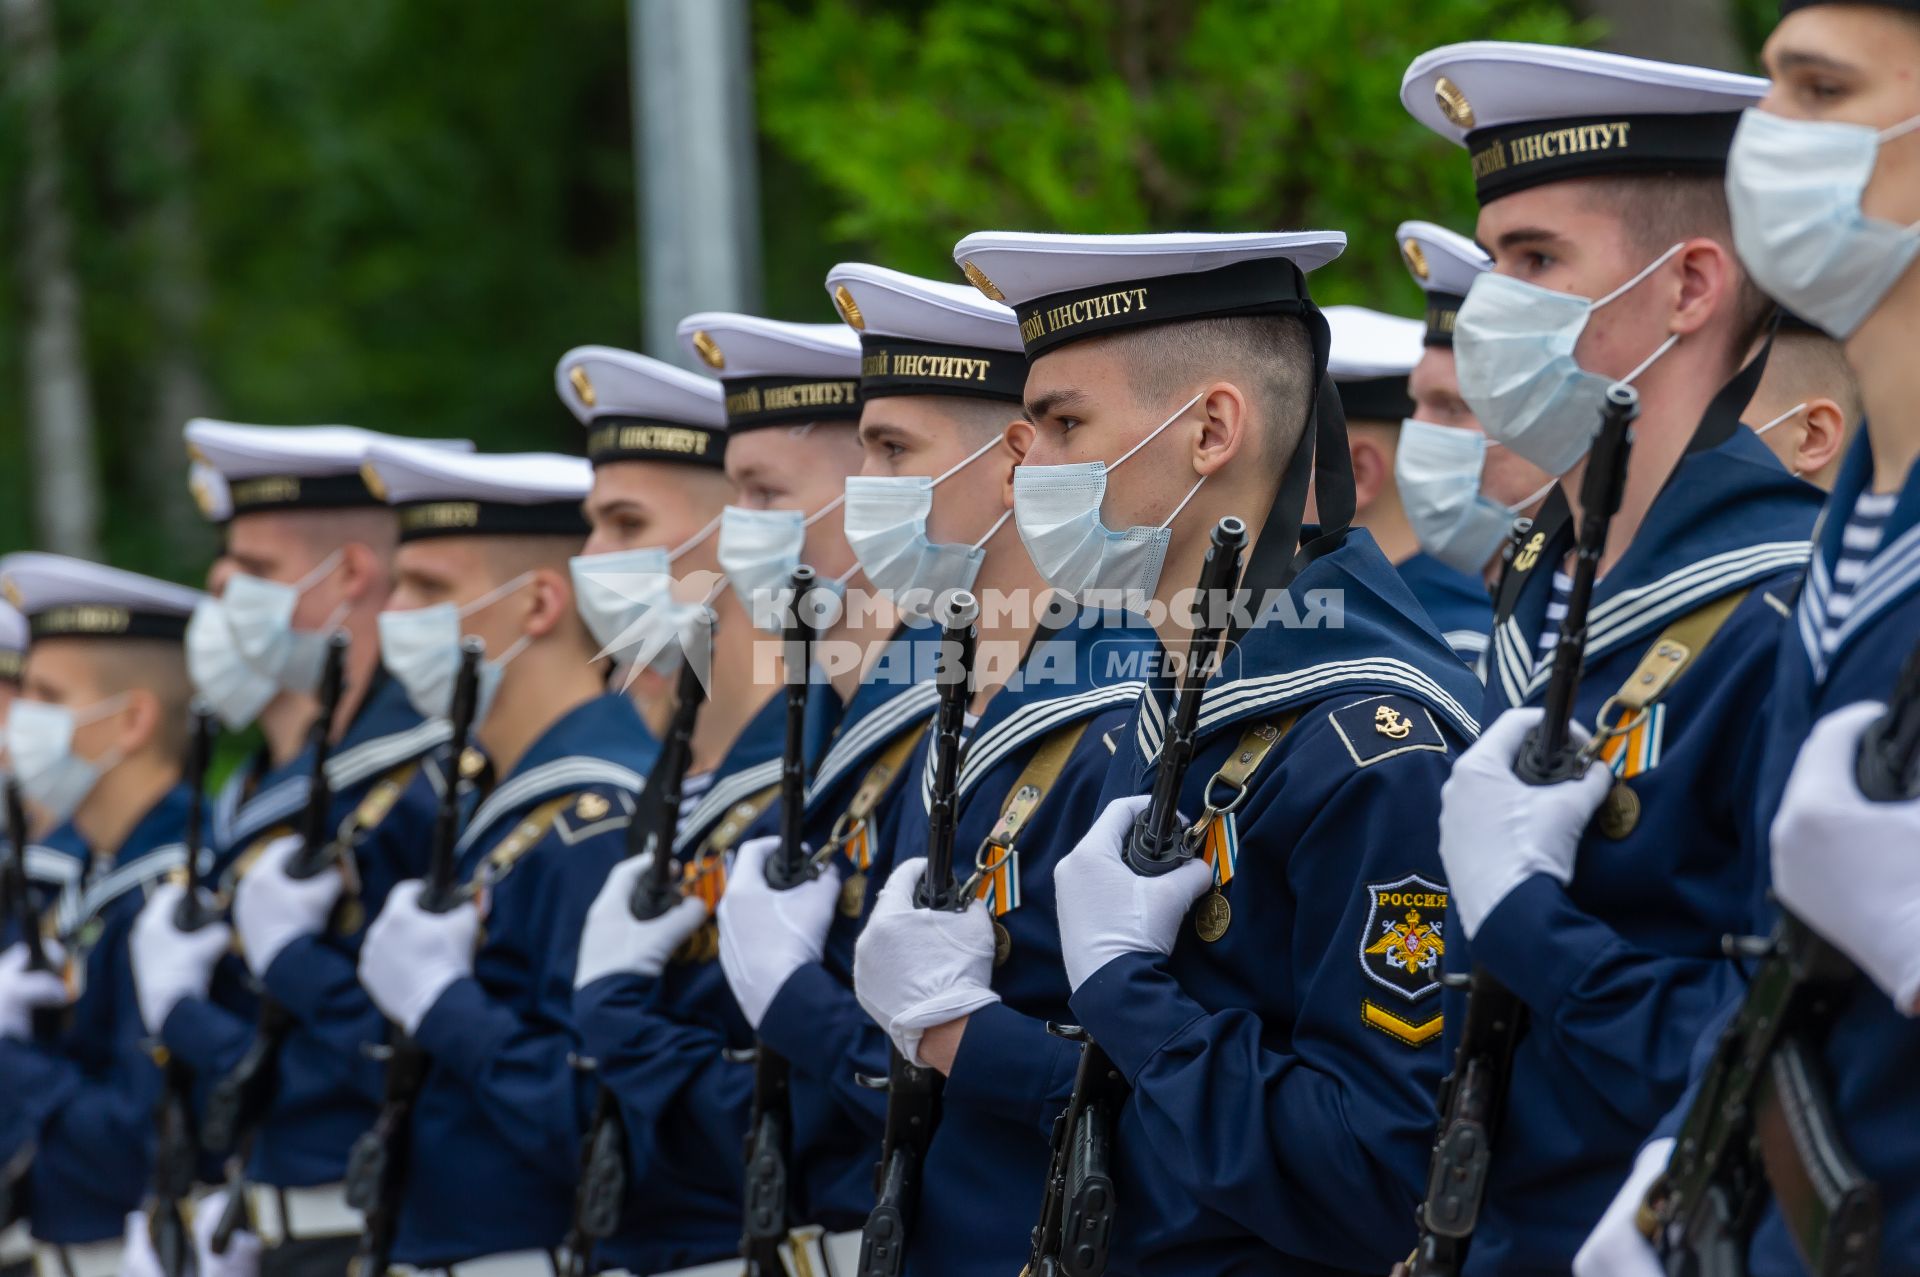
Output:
[
  {"xmin": 942, "ymin": 1002, "xmax": 1082, "ymax": 1137},
  {"xmin": 755, "ymin": 962, "xmax": 889, "ymax": 1133},
  {"xmin": 410, "ymin": 819, "xmax": 619, "ymax": 1182},
  {"xmin": 261, "ymin": 936, "xmax": 390, "ymax": 1103},
  {"xmin": 1069, "ymin": 718, "xmax": 1453, "ymax": 1269}
]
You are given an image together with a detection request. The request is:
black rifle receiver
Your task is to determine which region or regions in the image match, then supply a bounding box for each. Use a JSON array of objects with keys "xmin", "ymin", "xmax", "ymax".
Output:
[
  {"xmin": 857, "ymin": 589, "xmax": 978, "ymax": 1277},
  {"xmin": 1856, "ymin": 643, "xmax": 1920, "ymax": 803},
  {"xmin": 1404, "ymin": 385, "xmax": 1637, "ymax": 1277},
  {"xmin": 742, "ymin": 568, "xmax": 822, "ymax": 1276},
  {"xmin": 564, "ymin": 634, "xmax": 712, "ymax": 1277},
  {"xmin": 4, "ymin": 778, "xmax": 63, "ymax": 1042},
  {"xmin": 1122, "ymin": 517, "xmax": 1248, "ymax": 875},
  {"xmin": 346, "ymin": 637, "xmax": 484, "ymax": 1277},
  {"xmin": 148, "ymin": 700, "xmax": 219, "ymax": 1277},
  {"xmin": 206, "ymin": 632, "xmax": 351, "ymax": 1253}
]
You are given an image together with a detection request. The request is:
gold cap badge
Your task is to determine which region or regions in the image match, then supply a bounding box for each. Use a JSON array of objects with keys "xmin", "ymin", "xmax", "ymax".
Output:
[
  {"xmin": 1434, "ymin": 76, "xmax": 1475, "ymax": 130},
  {"xmin": 189, "ymin": 473, "xmax": 217, "ymax": 519},
  {"xmin": 2, "ymin": 579, "xmax": 21, "ymax": 608},
  {"xmin": 690, "ymin": 330, "xmax": 725, "ymax": 370},
  {"xmin": 1401, "ymin": 237, "xmax": 1430, "ymax": 282},
  {"xmin": 359, "ymin": 460, "xmax": 388, "ymax": 502},
  {"xmin": 568, "ymin": 366, "xmax": 597, "ymax": 408},
  {"xmin": 960, "ymin": 260, "xmax": 1005, "ymax": 302},
  {"xmin": 832, "ymin": 285, "xmax": 865, "ymax": 331}
]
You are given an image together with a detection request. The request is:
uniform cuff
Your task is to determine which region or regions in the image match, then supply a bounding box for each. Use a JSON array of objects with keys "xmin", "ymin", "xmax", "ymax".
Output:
[
  {"xmin": 1470, "ymin": 873, "xmax": 1624, "ymax": 1015},
  {"xmin": 757, "ymin": 962, "xmax": 849, "ymax": 1075},
  {"xmin": 261, "ymin": 934, "xmax": 347, "ymax": 1023},
  {"xmin": 1067, "ymin": 951, "xmax": 1209, "ymax": 1085},
  {"xmin": 574, "ymin": 971, "xmax": 660, "ymax": 1067},
  {"xmin": 410, "ymin": 976, "xmax": 505, "ymax": 1078},
  {"xmin": 159, "ymin": 995, "xmax": 252, "ymax": 1076},
  {"xmin": 943, "ymin": 1001, "xmax": 1081, "ymax": 1132}
]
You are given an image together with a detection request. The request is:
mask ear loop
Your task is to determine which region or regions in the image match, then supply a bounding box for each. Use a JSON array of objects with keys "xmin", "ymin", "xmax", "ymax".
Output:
[
  {"xmin": 293, "ymin": 549, "xmax": 347, "ymax": 595},
  {"xmin": 457, "ymin": 569, "xmax": 540, "ymax": 621},
  {"xmin": 667, "ymin": 513, "xmax": 724, "ymax": 561},
  {"xmin": 969, "ymin": 509, "xmax": 1014, "ymax": 551},
  {"xmin": 1751, "ymin": 402, "xmax": 1808, "ymax": 439},
  {"xmin": 931, "ymin": 433, "xmax": 1007, "ymax": 486},
  {"xmin": 1107, "ymin": 390, "xmax": 1208, "ymax": 475},
  {"xmin": 1506, "ymin": 476, "xmax": 1560, "ymax": 515},
  {"xmin": 801, "ymin": 492, "xmax": 846, "ymax": 527},
  {"xmin": 1593, "ymin": 241, "xmax": 1688, "ymax": 310}
]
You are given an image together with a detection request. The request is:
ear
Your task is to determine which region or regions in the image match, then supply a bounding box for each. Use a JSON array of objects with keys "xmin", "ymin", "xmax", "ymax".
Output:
[
  {"xmin": 337, "ymin": 541, "xmax": 385, "ymax": 607},
  {"xmin": 1002, "ymin": 420, "xmax": 1033, "ymax": 509},
  {"xmin": 1796, "ymin": 398, "xmax": 1849, "ymax": 478},
  {"xmin": 1191, "ymin": 382, "xmax": 1250, "ymax": 478},
  {"xmin": 1670, "ymin": 238, "xmax": 1733, "ymax": 337},
  {"xmin": 521, "ymin": 566, "xmax": 573, "ymax": 641},
  {"xmin": 1348, "ymin": 433, "xmax": 1388, "ymax": 513},
  {"xmin": 116, "ymin": 689, "xmax": 161, "ymax": 758}
]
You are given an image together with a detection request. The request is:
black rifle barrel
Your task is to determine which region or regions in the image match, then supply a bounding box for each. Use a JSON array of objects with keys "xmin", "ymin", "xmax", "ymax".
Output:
[
  {"xmin": 628, "ymin": 627, "xmax": 712, "ymax": 920},
  {"xmin": 170, "ymin": 702, "xmax": 221, "ymax": 930},
  {"xmin": 1516, "ymin": 383, "xmax": 1637, "ymax": 784},
  {"xmin": 287, "ymin": 631, "xmax": 352, "ymax": 879},
  {"xmin": 1123, "ymin": 516, "xmax": 1248, "ymax": 875},
  {"xmin": 420, "ymin": 638, "xmax": 485, "ymax": 914},
  {"xmin": 764, "ymin": 566, "xmax": 821, "ymax": 892},
  {"xmin": 4, "ymin": 780, "xmax": 55, "ymax": 985},
  {"xmin": 915, "ymin": 589, "xmax": 978, "ymax": 911}
]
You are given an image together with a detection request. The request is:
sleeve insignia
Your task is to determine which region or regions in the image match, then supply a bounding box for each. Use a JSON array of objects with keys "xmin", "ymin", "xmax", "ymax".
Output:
[
  {"xmin": 1359, "ymin": 873, "xmax": 1447, "ymax": 1003},
  {"xmin": 576, "ymin": 793, "xmax": 610, "ymax": 821},
  {"xmin": 1329, "ymin": 695, "xmax": 1446, "ymax": 767},
  {"xmin": 555, "ymin": 790, "xmax": 635, "ymax": 845},
  {"xmin": 1362, "ymin": 1000, "xmax": 1444, "ymax": 1047}
]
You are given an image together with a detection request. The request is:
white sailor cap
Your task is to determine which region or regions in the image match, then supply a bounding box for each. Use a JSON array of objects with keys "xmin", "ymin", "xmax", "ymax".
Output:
[
  {"xmin": 554, "ymin": 346, "xmax": 727, "ymax": 471},
  {"xmin": 675, "ymin": 314, "xmax": 863, "ymax": 433},
  {"xmin": 183, "ymin": 420, "xmax": 473, "ymax": 521},
  {"xmin": 824, "ymin": 263, "xmax": 1026, "ymax": 404},
  {"xmin": 1401, "ymin": 43, "xmax": 1765, "ymax": 205},
  {"xmin": 949, "ymin": 230, "xmax": 1346, "ymax": 362},
  {"xmin": 1324, "ymin": 306, "xmax": 1424, "ymax": 423},
  {"xmin": 0, "ymin": 553, "xmax": 203, "ymax": 644},
  {"xmin": 1395, "ymin": 220, "xmax": 1491, "ymax": 347},
  {"xmin": 0, "ymin": 602, "xmax": 25, "ymax": 681},
  {"xmin": 362, "ymin": 443, "xmax": 593, "ymax": 544}
]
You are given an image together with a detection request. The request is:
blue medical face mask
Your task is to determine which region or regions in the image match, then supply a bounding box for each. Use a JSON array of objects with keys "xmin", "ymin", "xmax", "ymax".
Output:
[
  {"xmin": 1454, "ymin": 243, "xmax": 1685, "ymax": 477},
  {"xmin": 1012, "ymin": 390, "xmax": 1207, "ymax": 601},
  {"xmin": 6, "ymin": 695, "xmax": 131, "ymax": 825},
  {"xmin": 568, "ymin": 515, "xmax": 721, "ymax": 675},
  {"xmin": 1726, "ymin": 106, "xmax": 1920, "ymax": 340},
  {"xmin": 718, "ymin": 496, "xmax": 856, "ymax": 634},
  {"xmin": 377, "ymin": 572, "xmax": 536, "ymax": 724},
  {"xmin": 1395, "ymin": 420, "xmax": 1557, "ymax": 576},
  {"xmin": 843, "ymin": 433, "xmax": 1013, "ymax": 616},
  {"xmin": 220, "ymin": 551, "xmax": 347, "ymax": 696},
  {"xmin": 186, "ymin": 596, "xmax": 281, "ymax": 729}
]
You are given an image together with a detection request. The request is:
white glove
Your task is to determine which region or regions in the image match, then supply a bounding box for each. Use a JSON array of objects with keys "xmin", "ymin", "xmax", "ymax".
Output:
[
  {"xmin": 1572, "ymin": 1136, "xmax": 1673, "ymax": 1277},
  {"xmin": 131, "ymin": 883, "xmax": 233, "ymax": 1035},
  {"xmin": 574, "ymin": 855, "xmax": 710, "ymax": 990},
  {"xmin": 1772, "ymin": 700, "xmax": 1920, "ymax": 1013},
  {"xmin": 232, "ymin": 833, "xmax": 343, "ymax": 978},
  {"xmin": 1053, "ymin": 794, "xmax": 1213, "ymax": 993},
  {"xmin": 1438, "ymin": 707, "xmax": 1613, "ymax": 940},
  {"xmin": 0, "ymin": 942, "xmax": 68, "ymax": 1040},
  {"xmin": 718, "ymin": 835, "xmax": 841, "ymax": 1029},
  {"xmin": 358, "ymin": 880, "xmax": 478, "ymax": 1035},
  {"xmin": 121, "ymin": 1190, "xmax": 263, "ymax": 1277},
  {"xmin": 852, "ymin": 859, "xmax": 1000, "ymax": 1067}
]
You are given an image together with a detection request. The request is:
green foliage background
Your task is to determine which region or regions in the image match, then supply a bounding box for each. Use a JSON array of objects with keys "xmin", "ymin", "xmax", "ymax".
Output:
[{"xmin": 2, "ymin": 0, "xmax": 1667, "ymax": 591}]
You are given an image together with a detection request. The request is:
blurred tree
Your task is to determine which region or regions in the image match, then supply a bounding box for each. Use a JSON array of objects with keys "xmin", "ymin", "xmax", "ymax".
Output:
[{"xmin": 752, "ymin": 0, "xmax": 1592, "ymax": 320}]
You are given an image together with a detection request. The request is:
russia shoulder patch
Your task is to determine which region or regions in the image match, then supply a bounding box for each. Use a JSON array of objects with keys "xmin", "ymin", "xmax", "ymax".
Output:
[
  {"xmin": 1329, "ymin": 694, "xmax": 1446, "ymax": 767},
  {"xmin": 1358, "ymin": 873, "xmax": 1447, "ymax": 1003}
]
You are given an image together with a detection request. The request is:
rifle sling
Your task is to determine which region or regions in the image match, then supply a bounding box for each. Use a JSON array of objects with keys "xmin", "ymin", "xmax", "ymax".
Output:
[
  {"xmin": 970, "ymin": 720, "xmax": 1089, "ymax": 914},
  {"xmin": 829, "ymin": 723, "xmax": 931, "ymax": 872}
]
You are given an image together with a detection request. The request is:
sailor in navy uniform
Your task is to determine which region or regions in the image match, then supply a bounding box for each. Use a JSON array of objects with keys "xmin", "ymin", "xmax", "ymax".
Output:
[
  {"xmin": 351, "ymin": 446, "xmax": 656, "ymax": 1274},
  {"xmin": 1397, "ymin": 44, "xmax": 1824, "ymax": 1273},
  {"xmin": 0, "ymin": 555, "xmax": 204, "ymax": 1277},
  {"xmin": 940, "ymin": 231, "xmax": 1482, "ymax": 1275},
  {"xmin": 0, "ymin": 599, "xmax": 89, "ymax": 913},
  {"xmin": 570, "ymin": 314, "xmax": 858, "ymax": 1277},
  {"xmin": 127, "ymin": 423, "xmax": 470, "ymax": 1272},
  {"xmin": 1735, "ymin": 310, "xmax": 1860, "ymax": 492},
  {"xmin": 1326, "ymin": 303, "xmax": 1494, "ymax": 665},
  {"xmin": 1576, "ymin": 3, "xmax": 1920, "ymax": 1270}
]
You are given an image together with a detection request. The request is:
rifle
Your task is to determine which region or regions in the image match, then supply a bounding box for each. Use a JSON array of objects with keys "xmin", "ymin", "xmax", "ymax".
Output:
[
  {"xmin": 148, "ymin": 700, "xmax": 220, "ymax": 1277},
  {"xmin": 205, "ymin": 631, "xmax": 350, "ymax": 1252},
  {"xmin": 563, "ymin": 621, "xmax": 712, "ymax": 1277},
  {"xmin": 1025, "ymin": 517, "xmax": 1247, "ymax": 1277},
  {"xmin": 1637, "ymin": 645, "xmax": 1918, "ymax": 1277},
  {"xmin": 856, "ymin": 589, "xmax": 978, "ymax": 1277},
  {"xmin": 3, "ymin": 778, "xmax": 63, "ymax": 1041},
  {"xmin": 740, "ymin": 568, "xmax": 821, "ymax": 1276},
  {"xmin": 1403, "ymin": 384, "xmax": 1638, "ymax": 1277},
  {"xmin": 344, "ymin": 638, "xmax": 484, "ymax": 1277}
]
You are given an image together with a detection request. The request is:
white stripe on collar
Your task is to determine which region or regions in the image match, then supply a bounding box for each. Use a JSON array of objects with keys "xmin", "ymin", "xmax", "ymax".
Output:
[
  {"xmin": 674, "ymin": 757, "xmax": 782, "ymax": 855},
  {"xmin": 457, "ymin": 757, "xmax": 645, "ymax": 854},
  {"xmin": 807, "ymin": 682, "xmax": 940, "ymax": 805},
  {"xmin": 923, "ymin": 682, "xmax": 1142, "ymax": 814},
  {"xmin": 329, "ymin": 719, "xmax": 451, "ymax": 790},
  {"xmin": 1808, "ymin": 519, "xmax": 1920, "ymax": 680},
  {"xmin": 24, "ymin": 847, "xmax": 83, "ymax": 884},
  {"xmin": 57, "ymin": 844, "xmax": 186, "ymax": 936}
]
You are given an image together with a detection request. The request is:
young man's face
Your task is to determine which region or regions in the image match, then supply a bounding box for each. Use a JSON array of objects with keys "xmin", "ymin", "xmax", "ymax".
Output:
[
  {"xmin": 857, "ymin": 396, "xmax": 1013, "ymax": 546},
  {"xmin": 582, "ymin": 462, "xmax": 726, "ymax": 563},
  {"xmin": 723, "ymin": 422, "xmax": 861, "ymax": 580},
  {"xmin": 1476, "ymin": 180, "xmax": 1679, "ymax": 387},
  {"xmin": 225, "ymin": 512, "xmax": 349, "ymax": 631},
  {"xmin": 1410, "ymin": 344, "xmax": 1555, "ymax": 510},
  {"xmin": 1017, "ymin": 339, "xmax": 1204, "ymax": 535},
  {"xmin": 387, "ymin": 539, "xmax": 530, "ymax": 661},
  {"xmin": 20, "ymin": 642, "xmax": 122, "ymax": 765},
  {"xmin": 1761, "ymin": 6, "xmax": 1920, "ymax": 225}
]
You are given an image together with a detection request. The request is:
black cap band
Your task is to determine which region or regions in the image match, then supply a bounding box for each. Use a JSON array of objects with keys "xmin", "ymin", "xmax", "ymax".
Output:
[
  {"xmin": 585, "ymin": 417, "xmax": 727, "ymax": 469},
  {"xmin": 28, "ymin": 607, "xmax": 190, "ymax": 643},
  {"xmin": 397, "ymin": 500, "xmax": 590, "ymax": 543},
  {"xmin": 224, "ymin": 472, "xmax": 381, "ymax": 518},
  {"xmin": 720, "ymin": 376, "xmax": 862, "ymax": 432},
  {"xmin": 1467, "ymin": 111, "xmax": 1744, "ymax": 204},
  {"xmin": 1424, "ymin": 292, "xmax": 1466, "ymax": 347},
  {"xmin": 858, "ymin": 336, "xmax": 1025, "ymax": 403},
  {"xmin": 1014, "ymin": 258, "xmax": 1317, "ymax": 358},
  {"xmin": 1782, "ymin": 0, "xmax": 1920, "ymax": 11},
  {"xmin": 1336, "ymin": 376, "xmax": 1415, "ymax": 423},
  {"xmin": 0, "ymin": 649, "xmax": 22, "ymax": 681}
]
